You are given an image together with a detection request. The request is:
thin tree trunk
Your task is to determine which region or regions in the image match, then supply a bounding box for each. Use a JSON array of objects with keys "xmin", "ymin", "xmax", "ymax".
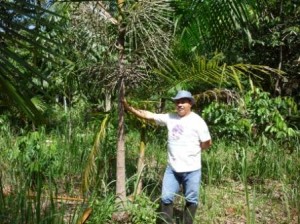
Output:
[
  {"xmin": 136, "ymin": 125, "xmax": 146, "ymax": 196},
  {"xmin": 275, "ymin": 0, "xmax": 283, "ymax": 96},
  {"xmin": 104, "ymin": 89, "xmax": 112, "ymax": 112},
  {"xmin": 116, "ymin": 79, "xmax": 126, "ymax": 203},
  {"xmin": 116, "ymin": 0, "xmax": 127, "ymax": 204}
]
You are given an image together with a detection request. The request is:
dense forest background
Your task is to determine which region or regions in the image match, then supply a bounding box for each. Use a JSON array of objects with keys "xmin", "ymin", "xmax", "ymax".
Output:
[{"xmin": 0, "ymin": 0, "xmax": 299, "ymax": 223}]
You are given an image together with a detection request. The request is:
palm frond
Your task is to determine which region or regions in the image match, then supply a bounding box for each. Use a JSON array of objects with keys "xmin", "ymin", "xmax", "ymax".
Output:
[
  {"xmin": 126, "ymin": 0, "xmax": 174, "ymax": 68},
  {"xmin": 194, "ymin": 88, "xmax": 241, "ymax": 105},
  {"xmin": 82, "ymin": 114, "xmax": 110, "ymax": 193},
  {"xmin": 179, "ymin": 63, "xmax": 282, "ymax": 91},
  {"xmin": 177, "ymin": 0, "xmax": 266, "ymax": 53},
  {"xmin": 0, "ymin": 0, "xmax": 65, "ymax": 123},
  {"xmin": 0, "ymin": 72, "xmax": 45, "ymax": 124},
  {"xmin": 156, "ymin": 53, "xmax": 283, "ymax": 92}
]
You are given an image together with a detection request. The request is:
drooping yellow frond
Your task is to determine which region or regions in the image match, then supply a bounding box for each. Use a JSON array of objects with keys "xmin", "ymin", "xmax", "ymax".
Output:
[{"xmin": 82, "ymin": 114, "xmax": 110, "ymax": 193}]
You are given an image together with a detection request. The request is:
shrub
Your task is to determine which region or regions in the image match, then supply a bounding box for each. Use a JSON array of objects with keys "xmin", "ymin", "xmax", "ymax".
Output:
[{"xmin": 202, "ymin": 87, "xmax": 299, "ymax": 141}]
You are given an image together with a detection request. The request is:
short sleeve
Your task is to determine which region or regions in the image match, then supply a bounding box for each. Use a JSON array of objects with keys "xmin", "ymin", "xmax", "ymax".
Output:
[
  {"xmin": 198, "ymin": 118, "xmax": 211, "ymax": 142},
  {"xmin": 153, "ymin": 113, "xmax": 169, "ymax": 126}
]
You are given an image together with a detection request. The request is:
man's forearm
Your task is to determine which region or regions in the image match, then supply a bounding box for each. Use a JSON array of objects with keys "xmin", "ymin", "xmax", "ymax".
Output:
[{"xmin": 123, "ymin": 101, "xmax": 155, "ymax": 120}]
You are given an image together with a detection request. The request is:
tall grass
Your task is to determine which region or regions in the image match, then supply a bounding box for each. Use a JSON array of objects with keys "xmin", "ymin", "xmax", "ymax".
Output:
[
  {"xmin": 200, "ymin": 138, "xmax": 300, "ymax": 223},
  {"xmin": 0, "ymin": 109, "xmax": 96, "ymax": 223}
]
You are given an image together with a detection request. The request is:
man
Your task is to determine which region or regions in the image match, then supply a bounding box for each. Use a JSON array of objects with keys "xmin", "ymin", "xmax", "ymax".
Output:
[{"xmin": 123, "ymin": 90, "xmax": 212, "ymax": 224}]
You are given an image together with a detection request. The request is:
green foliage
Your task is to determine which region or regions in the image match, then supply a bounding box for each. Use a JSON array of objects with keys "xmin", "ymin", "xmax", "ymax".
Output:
[
  {"xmin": 199, "ymin": 138, "xmax": 299, "ymax": 223},
  {"xmin": 0, "ymin": 1, "xmax": 65, "ymax": 124},
  {"xmin": 1, "ymin": 0, "xmax": 300, "ymax": 223},
  {"xmin": 202, "ymin": 101, "xmax": 251, "ymax": 139},
  {"xmin": 202, "ymin": 87, "xmax": 299, "ymax": 141},
  {"xmin": 174, "ymin": 0, "xmax": 261, "ymax": 53},
  {"xmin": 86, "ymin": 194, "xmax": 116, "ymax": 224},
  {"xmin": 244, "ymin": 88, "xmax": 298, "ymax": 139},
  {"xmin": 127, "ymin": 194, "xmax": 159, "ymax": 224},
  {"xmin": 202, "ymin": 138, "xmax": 300, "ymax": 183},
  {"xmin": 12, "ymin": 129, "xmax": 59, "ymax": 188},
  {"xmin": 1, "ymin": 111, "xmax": 299, "ymax": 223}
]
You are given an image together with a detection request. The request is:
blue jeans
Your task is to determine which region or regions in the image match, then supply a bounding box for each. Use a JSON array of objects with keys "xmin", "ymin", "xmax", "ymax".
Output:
[{"xmin": 161, "ymin": 165, "xmax": 201, "ymax": 205}]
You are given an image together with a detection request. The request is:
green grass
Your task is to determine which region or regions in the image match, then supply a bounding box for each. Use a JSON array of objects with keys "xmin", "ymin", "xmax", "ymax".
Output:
[{"xmin": 197, "ymin": 180, "xmax": 299, "ymax": 224}]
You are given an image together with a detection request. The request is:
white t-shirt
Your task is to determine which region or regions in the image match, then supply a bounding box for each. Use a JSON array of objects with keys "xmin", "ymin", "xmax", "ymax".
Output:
[{"xmin": 153, "ymin": 112, "xmax": 211, "ymax": 172}]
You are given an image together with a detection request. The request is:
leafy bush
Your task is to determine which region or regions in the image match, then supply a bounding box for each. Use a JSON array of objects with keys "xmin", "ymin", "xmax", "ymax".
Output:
[
  {"xmin": 86, "ymin": 195, "xmax": 116, "ymax": 224},
  {"xmin": 202, "ymin": 87, "xmax": 299, "ymax": 141},
  {"xmin": 13, "ymin": 129, "xmax": 59, "ymax": 188},
  {"xmin": 127, "ymin": 194, "xmax": 159, "ymax": 224}
]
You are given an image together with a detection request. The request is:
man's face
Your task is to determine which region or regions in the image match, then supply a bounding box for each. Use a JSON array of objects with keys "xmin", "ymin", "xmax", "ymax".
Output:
[{"xmin": 175, "ymin": 98, "xmax": 192, "ymax": 117}]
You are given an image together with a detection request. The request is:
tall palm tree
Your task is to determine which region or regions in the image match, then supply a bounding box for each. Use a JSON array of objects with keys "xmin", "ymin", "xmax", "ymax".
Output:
[{"xmin": 70, "ymin": 0, "xmax": 174, "ymax": 206}]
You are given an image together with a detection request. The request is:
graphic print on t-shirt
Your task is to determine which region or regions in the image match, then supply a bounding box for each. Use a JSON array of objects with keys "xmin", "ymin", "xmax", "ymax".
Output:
[{"xmin": 171, "ymin": 124, "xmax": 184, "ymax": 140}]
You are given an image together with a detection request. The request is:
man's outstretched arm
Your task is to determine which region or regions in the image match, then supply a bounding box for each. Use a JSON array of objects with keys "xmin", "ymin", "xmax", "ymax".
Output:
[{"xmin": 123, "ymin": 99, "xmax": 155, "ymax": 121}]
